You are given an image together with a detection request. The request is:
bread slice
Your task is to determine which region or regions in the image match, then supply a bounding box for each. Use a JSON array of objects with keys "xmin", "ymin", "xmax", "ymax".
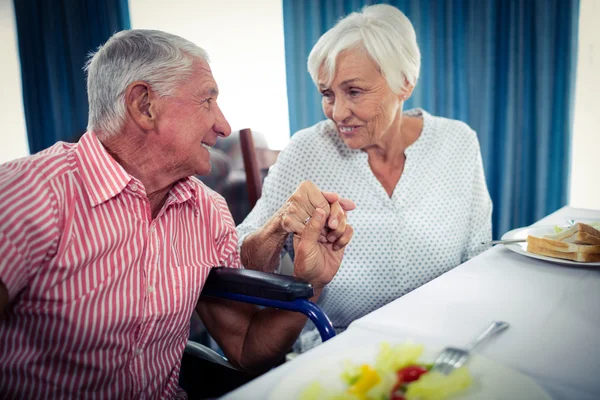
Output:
[
  {"xmin": 527, "ymin": 235, "xmax": 600, "ymax": 262},
  {"xmin": 544, "ymin": 223, "xmax": 600, "ymax": 245}
]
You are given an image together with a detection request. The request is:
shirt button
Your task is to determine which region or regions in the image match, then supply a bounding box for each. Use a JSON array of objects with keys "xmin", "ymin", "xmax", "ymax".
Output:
[
  {"xmin": 149, "ymin": 225, "xmax": 156, "ymax": 234},
  {"xmin": 148, "ymin": 286, "xmax": 155, "ymax": 293},
  {"xmin": 135, "ymin": 348, "xmax": 142, "ymax": 356},
  {"xmin": 130, "ymin": 183, "xmax": 138, "ymax": 192}
]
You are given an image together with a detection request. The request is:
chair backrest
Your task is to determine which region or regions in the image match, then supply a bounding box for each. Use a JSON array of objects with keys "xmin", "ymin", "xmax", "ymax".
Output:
[
  {"xmin": 239, "ymin": 128, "xmax": 262, "ymax": 208},
  {"xmin": 239, "ymin": 128, "xmax": 280, "ymax": 208}
]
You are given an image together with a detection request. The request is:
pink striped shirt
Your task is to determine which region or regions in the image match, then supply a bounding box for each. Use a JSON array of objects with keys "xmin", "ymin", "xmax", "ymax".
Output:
[{"xmin": 0, "ymin": 131, "xmax": 241, "ymax": 398}]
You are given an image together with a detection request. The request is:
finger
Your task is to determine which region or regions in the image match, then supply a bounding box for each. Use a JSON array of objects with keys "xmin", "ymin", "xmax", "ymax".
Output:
[
  {"xmin": 289, "ymin": 204, "xmax": 313, "ymax": 227},
  {"xmin": 280, "ymin": 210, "xmax": 308, "ymax": 235},
  {"xmin": 321, "ymin": 191, "xmax": 340, "ymax": 204},
  {"xmin": 326, "ymin": 202, "xmax": 346, "ymax": 240},
  {"xmin": 294, "ymin": 181, "xmax": 331, "ymax": 215},
  {"xmin": 322, "ymin": 191, "xmax": 356, "ymax": 212},
  {"xmin": 300, "ymin": 208, "xmax": 326, "ymax": 246},
  {"xmin": 333, "ymin": 225, "xmax": 354, "ymax": 251},
  {"xmin": 281, "ymin": 215, "xmax": 329, "ymax": 238},
  {"xmin": 279, "ymin": 203, "xmax": 312, "ymax": 235},
  {"xmin": 338, "ymin": 198, "xmax": 356, "ymax": 211}
]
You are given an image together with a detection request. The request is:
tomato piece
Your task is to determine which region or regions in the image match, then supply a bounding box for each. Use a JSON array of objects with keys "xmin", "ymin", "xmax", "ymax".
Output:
[{"xmin": 396, "ymin": 365, "xmax": 428, "ymax": 383}]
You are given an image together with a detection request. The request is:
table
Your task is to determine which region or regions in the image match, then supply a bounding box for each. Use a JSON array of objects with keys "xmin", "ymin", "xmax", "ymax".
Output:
[{"xmin": 222, "ymin": 206, "xmax": 600, "ymax": 400}]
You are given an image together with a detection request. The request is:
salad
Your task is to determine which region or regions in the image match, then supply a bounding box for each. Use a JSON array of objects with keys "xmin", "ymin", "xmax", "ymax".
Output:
[{"xmin": 299, "ymin": 342, "xmax": 472, "ymax": 400}]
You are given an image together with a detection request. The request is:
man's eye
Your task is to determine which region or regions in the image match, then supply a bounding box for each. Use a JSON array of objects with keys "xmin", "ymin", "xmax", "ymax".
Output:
[{"xmin": 349, "ymin": 90, "xmax": 362, "ymax": 97}]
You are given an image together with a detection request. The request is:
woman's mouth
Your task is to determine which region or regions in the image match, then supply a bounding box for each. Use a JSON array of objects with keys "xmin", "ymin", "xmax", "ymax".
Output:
[{"xmin": 338, "ymin": 125, "xmax": 359, "ymax": 136}]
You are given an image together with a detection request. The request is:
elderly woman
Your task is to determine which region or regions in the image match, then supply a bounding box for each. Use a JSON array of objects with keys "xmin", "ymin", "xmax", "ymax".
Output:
[{"xmin": 238, "ymin": 4, "xmax": 492, "ymax": 352}]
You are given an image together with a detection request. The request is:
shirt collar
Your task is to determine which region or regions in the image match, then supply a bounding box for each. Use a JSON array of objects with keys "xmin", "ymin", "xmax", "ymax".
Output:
[
  {"xmin": 75, "ymin": 131, "xmax": 132, "ymax": 207},
  {"xmin": 75, "ymin": 131, "xmax": 200, "ymax": 209},
  {"xmin": 165, "ymin": 177, "xmax": 199, "ymax": 209}
]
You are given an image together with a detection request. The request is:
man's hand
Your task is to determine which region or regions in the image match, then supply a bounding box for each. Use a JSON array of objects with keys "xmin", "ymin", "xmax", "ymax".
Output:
[{"xmin": 293, "ymin": 208, "xmax": 353, "ymax": 292}]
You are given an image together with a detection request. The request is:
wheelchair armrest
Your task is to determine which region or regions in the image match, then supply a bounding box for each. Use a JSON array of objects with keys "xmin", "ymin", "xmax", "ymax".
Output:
[
  {"xmin": 184, "ymin": 340, "xmax": 237, "ymax": 370},
  {"xmin": 202, "ymin": 267, "xmax": 313, "ymax": 301}
]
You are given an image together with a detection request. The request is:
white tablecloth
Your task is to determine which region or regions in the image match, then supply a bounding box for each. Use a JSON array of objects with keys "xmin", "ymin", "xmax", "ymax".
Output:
[{"xmin": 222, "ymin": 206, "xmax": 600, "ymax": 400}]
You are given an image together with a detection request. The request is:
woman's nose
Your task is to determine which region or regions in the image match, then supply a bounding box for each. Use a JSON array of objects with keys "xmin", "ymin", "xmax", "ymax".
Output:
[{"xmin": 332, "ymin": 97, "xmax": 351, "ymax": 122}]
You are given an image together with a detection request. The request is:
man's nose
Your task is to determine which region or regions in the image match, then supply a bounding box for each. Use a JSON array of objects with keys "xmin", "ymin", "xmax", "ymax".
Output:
[{"xmin": 214, "ymin": 103, "xmax": 232, "ymax": 138}]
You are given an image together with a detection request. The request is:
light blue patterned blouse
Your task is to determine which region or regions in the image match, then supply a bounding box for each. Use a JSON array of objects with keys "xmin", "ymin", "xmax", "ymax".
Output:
[{"xmin": 236, "ymin": 109, "xmax": 492, "ymax": 352}]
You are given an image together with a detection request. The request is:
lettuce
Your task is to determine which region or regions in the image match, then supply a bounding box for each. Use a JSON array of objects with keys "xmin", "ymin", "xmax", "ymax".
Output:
[
  {"xmin": 374, "ymin": 342, "xmax": 424, "ymax": 375},
  {"xmin": 405, "ymin": 367, "xmax": 473, "ymax": 400}
]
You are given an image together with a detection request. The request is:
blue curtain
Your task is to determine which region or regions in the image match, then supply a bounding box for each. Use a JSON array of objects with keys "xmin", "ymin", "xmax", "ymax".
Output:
[
  {"xmin": 13, "ymin": 0, "xmax": 130, "ymax": 153},
  {"xmin": 283, "ymin": 0, "xmax": 579, "ymax": 238}
]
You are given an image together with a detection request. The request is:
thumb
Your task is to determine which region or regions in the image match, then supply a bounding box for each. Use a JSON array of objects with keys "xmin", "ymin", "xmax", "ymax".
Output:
[{"xmin": 300, "ymin": 208, "xmax": 327, "ymax": 245}]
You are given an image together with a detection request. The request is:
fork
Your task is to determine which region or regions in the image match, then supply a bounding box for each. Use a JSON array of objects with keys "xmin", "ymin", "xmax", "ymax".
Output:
[
  {"xmin": 481, "ymin": 239, "xmax": 526, "ymax": 245},
  {"xmin": 432, "ymin": 321, "xmax": 510, "ymax": 375}
]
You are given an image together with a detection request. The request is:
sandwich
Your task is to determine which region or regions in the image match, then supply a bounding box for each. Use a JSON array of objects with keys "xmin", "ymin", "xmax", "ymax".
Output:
[
  {"xmin": 527, "ymin": 222, "xmax": 600, "ymax": 263},
  {"xmin": 543, "ymin": 222, "xmax": 600, "ymax": 245}
]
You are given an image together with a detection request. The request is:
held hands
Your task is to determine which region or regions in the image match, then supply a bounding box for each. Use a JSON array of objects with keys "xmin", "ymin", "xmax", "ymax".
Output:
[
  {"xmin": 277, "ymin": 181, "xmax": 355, "ymax": 251},
  {"xmin": 276, "ymin": 181, "xmax": 355, "ymax": 290}
]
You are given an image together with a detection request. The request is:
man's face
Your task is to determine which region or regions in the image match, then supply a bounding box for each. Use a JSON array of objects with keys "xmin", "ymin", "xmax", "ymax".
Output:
[{"xmin": 154, "ymin": 59, "xmax": 231, "ymax": 177}]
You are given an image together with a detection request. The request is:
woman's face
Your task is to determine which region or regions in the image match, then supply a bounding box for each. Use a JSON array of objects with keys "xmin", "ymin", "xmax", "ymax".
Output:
[{"xmin": 319, "ymin": 49, "xmax": 404, "ymax": 150}]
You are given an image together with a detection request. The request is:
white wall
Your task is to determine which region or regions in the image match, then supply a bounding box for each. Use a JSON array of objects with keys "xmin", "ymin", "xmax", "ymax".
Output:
[
  {"xmin": 0, "ymin": 0, "xmax": 29, "ymax": 163},
  {"xmin": 129, "ymin": 0, "xmax": 291, "ymax": 150},
  {"xmin": 570, "ymin": 0, "xmax": 600, "ymax": 210}
]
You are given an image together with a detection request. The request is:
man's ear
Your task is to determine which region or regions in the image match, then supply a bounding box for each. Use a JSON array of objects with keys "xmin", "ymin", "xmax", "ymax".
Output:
[{"xmin": 125, "ymin": 81, "xmax": 156, "ymax": 131}]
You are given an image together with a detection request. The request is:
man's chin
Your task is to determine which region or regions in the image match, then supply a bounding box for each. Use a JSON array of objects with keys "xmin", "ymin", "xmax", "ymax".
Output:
[{"xmin": 195, "ymin": 161, "xmax": 212, "ymax": 177}]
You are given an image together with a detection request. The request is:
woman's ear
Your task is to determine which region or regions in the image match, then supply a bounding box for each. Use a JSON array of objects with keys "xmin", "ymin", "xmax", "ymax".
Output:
[
  {"xmin": 125, "ymin": 81, "xmax": 156, "ymax": 131},
  {"xmin": 399, "ymin": 79, "xmax": 415, "ymax": 101}
]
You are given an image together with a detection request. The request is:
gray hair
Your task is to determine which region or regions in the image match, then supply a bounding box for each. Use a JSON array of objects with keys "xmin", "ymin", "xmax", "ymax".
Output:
[
  {"xmin": 85, "ymin": 29, "xmax": 209, "ymax": 136},
  {"xmin": 307, "ymin": 4, "xmax": 420, "ymax": 94}
]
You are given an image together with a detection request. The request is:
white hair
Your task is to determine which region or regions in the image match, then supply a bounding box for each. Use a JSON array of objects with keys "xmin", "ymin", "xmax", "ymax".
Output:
[
  {"xmin": 307, "ymin": 4, "xmax": 420, "ymax": 94},
  {"xmin": 85, "ymin": 29, "xmax": 209, "ymax": 136}
]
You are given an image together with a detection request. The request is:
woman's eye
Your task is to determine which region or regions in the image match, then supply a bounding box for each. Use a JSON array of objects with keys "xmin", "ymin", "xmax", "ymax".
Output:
[
  {"xmin": 349, "ymin": 89, "xmax": 362, "ymax": 97},
  {"xmin": 321, "ymin": 92, "xmax": 334, "ymax": 102}
]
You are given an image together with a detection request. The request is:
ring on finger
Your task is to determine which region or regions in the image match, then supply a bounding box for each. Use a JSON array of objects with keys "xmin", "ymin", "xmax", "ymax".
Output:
[{"xmin": 303, "ymin": 216, "xmax": 311, "ymax": 225}]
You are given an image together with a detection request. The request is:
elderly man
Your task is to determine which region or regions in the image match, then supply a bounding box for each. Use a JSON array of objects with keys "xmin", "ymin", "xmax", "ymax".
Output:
[{"xmin": 0, "ymin": 30, "xmax": 353, "ymax": 398}]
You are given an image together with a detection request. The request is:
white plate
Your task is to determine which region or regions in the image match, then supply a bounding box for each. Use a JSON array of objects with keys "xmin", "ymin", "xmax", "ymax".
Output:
[
  {"xmin": 269, "ymin": 343, "xmax": 550, "ymax": 400},
  {"xmin": 501, "ymin": 225, "xmax": 600, "ymax": 267}
]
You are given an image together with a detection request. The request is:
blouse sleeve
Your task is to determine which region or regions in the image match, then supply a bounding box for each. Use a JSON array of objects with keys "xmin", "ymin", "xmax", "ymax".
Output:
[
  {"xmin": 236, "ymin": 129, "xmax": 316, "ymax": 261},
  {"xmin": 462, "ymin": 135, "xmax": 493, "ymax": 261}
]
